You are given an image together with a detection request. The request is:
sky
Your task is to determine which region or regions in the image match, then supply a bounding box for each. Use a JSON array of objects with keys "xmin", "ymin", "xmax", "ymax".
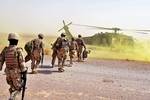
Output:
[{"xmin": 0, "ymin": 0, "xmax": 150, "ymax": 37}]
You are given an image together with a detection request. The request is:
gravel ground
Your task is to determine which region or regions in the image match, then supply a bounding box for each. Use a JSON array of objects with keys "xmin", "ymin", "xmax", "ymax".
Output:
[{"xmin": 0, "ymin": 58, "xmax": 150, "ymax": 100}]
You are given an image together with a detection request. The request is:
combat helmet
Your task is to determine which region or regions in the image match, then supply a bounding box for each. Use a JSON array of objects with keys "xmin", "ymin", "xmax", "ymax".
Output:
[
  {"xmin": 78, "ymin": 34, "xmax": 82, "ymax": 38},
  {"xmin": 38, "ymin": 33, "xmax": 44, "ymax": 39},
  {"xmin": 8, "ymin": 33, "xmax": 19, "ymax": 40},
  {"xmin": 61, "ymin": 33, "xmax": 66, "ymax": 37}
]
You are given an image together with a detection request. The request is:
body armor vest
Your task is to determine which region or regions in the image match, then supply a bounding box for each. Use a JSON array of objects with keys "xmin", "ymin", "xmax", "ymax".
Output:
[
  {"xmin": 69, "ymin": 41, "xmax": 76, "ymax": 50},
  {"xmin": 5, "ymin": 46, "xmax": 19, "ymax": 69},
  {"xmin": 76, "ymin": 39, "xmax": 84, "ymax": 46}
]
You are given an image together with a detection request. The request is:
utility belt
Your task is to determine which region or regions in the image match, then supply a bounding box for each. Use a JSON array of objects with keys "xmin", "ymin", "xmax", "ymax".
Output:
[
  {"xmin": 5, "ymin": 67, "xmax": 21, "ymax": 74},
  {"xmin": 6, "ymin": 65, "xmax": 19, "ymax": 70}
]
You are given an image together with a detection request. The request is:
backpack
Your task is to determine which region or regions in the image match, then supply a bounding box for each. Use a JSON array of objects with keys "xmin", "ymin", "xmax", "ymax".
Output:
[
  {"xmin": 61, "ymin": 39, "xmax": 69, "ymax": 51},
  {"xmin": 69, "ymin": 41, "xmax": 77, "ymax": 50},
  {"xmin": 76, "ymin": 39, "xmax": 84, "ymax": 46},
  {"xmin": 24, "ymin": 41, "xmax": 32, "ymax": 53}
]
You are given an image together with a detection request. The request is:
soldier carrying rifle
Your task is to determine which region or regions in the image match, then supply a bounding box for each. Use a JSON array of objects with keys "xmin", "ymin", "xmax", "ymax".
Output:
[{"xmin": 0, "ymin": 33, "xmax": 27, "ymax": 100}]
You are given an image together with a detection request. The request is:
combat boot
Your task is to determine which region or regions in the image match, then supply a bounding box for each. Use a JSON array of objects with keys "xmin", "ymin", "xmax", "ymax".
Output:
[
  {"xmin": 31, "ymin": 69, "xmax": 38, "ymax": 74},
  {"xmin": 68, "ymin": 64, "xmax": 72, "ymax": 67},
  {"xmin": 58, "ymin": 68, "xmax": 65, "ymax": 72},
  {"xmin": 9, "ymin": 90, "xmax": 20, "ymax": 100}
]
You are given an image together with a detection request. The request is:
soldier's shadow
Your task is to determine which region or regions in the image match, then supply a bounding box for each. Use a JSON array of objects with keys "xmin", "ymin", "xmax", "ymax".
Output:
[
  {"xmin": 37, "ymin": 69, "xmax": 60, "ymax": 74},
  {"xmin": 38, "ymin": 70, "xmax": 58, "ymax": 74},
  {"xmin": 36, "ymin": 65, "xmax": 60, "ymax": 74},
  {"xmin": 39, "ymin": 65, "xmax": 69, "ymax": 68},
  {"xmin": 39, "ymin": 65, "xmax": 53, "ymax": 68}
]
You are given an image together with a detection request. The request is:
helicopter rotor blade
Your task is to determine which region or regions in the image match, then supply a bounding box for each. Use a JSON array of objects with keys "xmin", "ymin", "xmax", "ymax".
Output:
[
  {"xmin": 73, "ymin": 23, "xmax": 150, "ymax": 34},
  {"xmin": 136, "ymin": 32, "xmax": 149, "ymax": 34},
  {"xmin": 135, "ymin": 30, "xmax": 150, "ymax": 32},
  {"xmin": 73, "ymin": 24, "xmax": 113, "ymax": 30},
  {"xmin": 63, "ymin": 20, "xmax": 66, "ymax": 26},
  {"xmin": 58, "ymin": 27, "xmax": 64, "ymax": 32},
  {"xmin": 118, "ymin": 29, "xmax": 150, "ymax": 35},
  {"xmin": 66, "ymin": 22, "xmax": 72, "ymax": 26}
]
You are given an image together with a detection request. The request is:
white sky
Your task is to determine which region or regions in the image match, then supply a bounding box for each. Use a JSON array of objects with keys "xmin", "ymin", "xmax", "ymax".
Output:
[{"xmin": 0, "ymin": 0, "xmax": 150, "ymax": 38}]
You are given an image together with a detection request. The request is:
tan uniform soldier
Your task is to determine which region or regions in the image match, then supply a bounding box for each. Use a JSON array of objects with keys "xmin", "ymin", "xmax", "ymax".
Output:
[
  {"xmin": 76, "ymin": 35, "xmax": 86, "ymax": 62},
  {"xmin": 51, "ymin": 33, "xmax": 66, "ymax": 68},
  {"xmin": 0, "ymin": 33, "xmax": 27, "ymax": 100},
  {"xmin": 30, "ymin": 34, "xmax": 44, "ymax": 74},
  {"xmin": 69, "ymin": 37, "xmax": 78, "ymax": 66}
]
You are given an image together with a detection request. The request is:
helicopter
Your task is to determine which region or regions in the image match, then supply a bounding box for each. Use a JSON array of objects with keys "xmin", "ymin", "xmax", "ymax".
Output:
[
  {"xmin": 58, "ymin": 20, "xmax": 150, "ymax": 42},
  {"xmin": 70, "ymin": 23, "xmax": 150, "ymax": 46},
  {"xmin": 72, "ymin": 23, "xmax": 150, "ymax": 35},
  {"xmin": 58, "ymin": 20, "xmax": 73, "ymax": 39}
]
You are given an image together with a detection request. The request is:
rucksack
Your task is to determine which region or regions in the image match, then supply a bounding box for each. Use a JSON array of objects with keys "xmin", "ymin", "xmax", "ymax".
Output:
[
  {"xmin": 76, "ymin": 39, "xmax": 84, "ymax": 46},
  {"xmin": 69, "ymin": 41, "xmax": 77, "ymax": 50},
  {"xmin": 82, "ymin": 50, "xmax": 88, "ymax": 59},
  {"xmin": 61, "ymin": 39, "xmax": 69, "ymax": 51},
  {"xmin": 24, "ymin": 41, "xmax": 32, "ymax": 53}
]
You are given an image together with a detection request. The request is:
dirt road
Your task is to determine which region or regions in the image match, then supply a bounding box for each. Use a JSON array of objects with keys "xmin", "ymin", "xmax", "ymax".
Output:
[{"xmin": 0, "ymin": 58, "xmax": 150, "ymax": 100}]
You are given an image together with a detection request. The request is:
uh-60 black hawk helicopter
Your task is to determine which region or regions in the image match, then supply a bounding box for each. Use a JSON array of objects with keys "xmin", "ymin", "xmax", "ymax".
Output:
[
  {"xmin": 73, "ymin": 23, "xmax": 150, "ymax": 46},
  {"xmin": 58, "ymin": 20, "xmax": 150, "ymax": 46},
  {"xmin": 58, "ymin": 20, "xmax": 150, "ymax": 37}
]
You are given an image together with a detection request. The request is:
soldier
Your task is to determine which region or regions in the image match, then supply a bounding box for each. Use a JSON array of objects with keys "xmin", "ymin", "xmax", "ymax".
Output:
[
  {"xmin": 69, "ymin": 37, "xmax": 78, "ymax": 66},
  {"xmin": 51, "ymin": 33, "xmax": 69, "ymax": 72},
  {"xmin": 51, "ymin": 33, "xmax": 66, "ymax": 68},
  {"xmin": 0, "ymin": 33, "xmax": 27, "ymax": 100},
  {"xmin": 76, "ymin": 34, "xmax": 86, "ymax": 62},
  {"xmin": 31, "ymin": 33, "xmax": 44, "ymax": 74},
  {"xmin": 26, "ymin": 33, "xmax": 44, "ymax": 74}
]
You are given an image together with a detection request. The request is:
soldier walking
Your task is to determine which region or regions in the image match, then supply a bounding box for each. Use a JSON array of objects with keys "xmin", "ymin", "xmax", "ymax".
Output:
[
  {"xmin": 69, "ymin": 37, "xmax": 78, "ymax": 66},
  {"xmin": 76, "ymin": 35, "xmax": 86, "ymax": 62},
  {"xmin": 51, "ymin": 33, "xmax": 69, "ymax": 72},
  {"xmin": 0, "ymin": 33, "xmax": 27, "ymax": 100},
  {"xmin": 51, "ymin": 33, "xmax": 66, "ymax": 68},
  {"xmin": 25, "ymin": 33, "xmax": 44, "ymax": 74}
]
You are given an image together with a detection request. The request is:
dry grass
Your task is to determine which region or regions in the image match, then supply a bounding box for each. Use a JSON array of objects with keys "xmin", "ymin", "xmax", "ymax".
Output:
[
  {"xmin": 1, "ymin": 33, "xmax": 150, "ymax": 62},
  {"xmin": 0, "ymin": 33, "xmax": 56, "ymax": 56}
]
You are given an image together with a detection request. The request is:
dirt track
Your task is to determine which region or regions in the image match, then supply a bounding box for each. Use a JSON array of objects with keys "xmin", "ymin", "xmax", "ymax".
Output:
[{"xmin": 0, "ymin": 58, "xmax": 150, "ymax": 100}]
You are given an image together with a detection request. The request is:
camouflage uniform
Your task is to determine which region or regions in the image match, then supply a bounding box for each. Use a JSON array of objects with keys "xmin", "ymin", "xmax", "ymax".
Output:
[
  {"xmin": 51, "ymin": 33, "xmax": 66, "ymax": 67},
  {"xmin": 0, "ymin": 33, "xmax": 26, "ymax": 100},
  {"xmin": 30, "ymin": 37, "xmax": 44, "ymax": 73},
  {"xmin": 51, "ymin": 37, "xmax": 61, "ymax": 67},
  {"xmin": 69, "ymin": 38, "xmax": 78, "ymax": 66},
  {"xmin": 76, "ymin": 35, "xmax": 86, "ymax": 61},
  {"xmin": 51, "ymin": 33, "xmax": 69, "ymax": 72},
  {"xmin": 57, "ymin": 38, "xmax": 69, "ymax": 72}
]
